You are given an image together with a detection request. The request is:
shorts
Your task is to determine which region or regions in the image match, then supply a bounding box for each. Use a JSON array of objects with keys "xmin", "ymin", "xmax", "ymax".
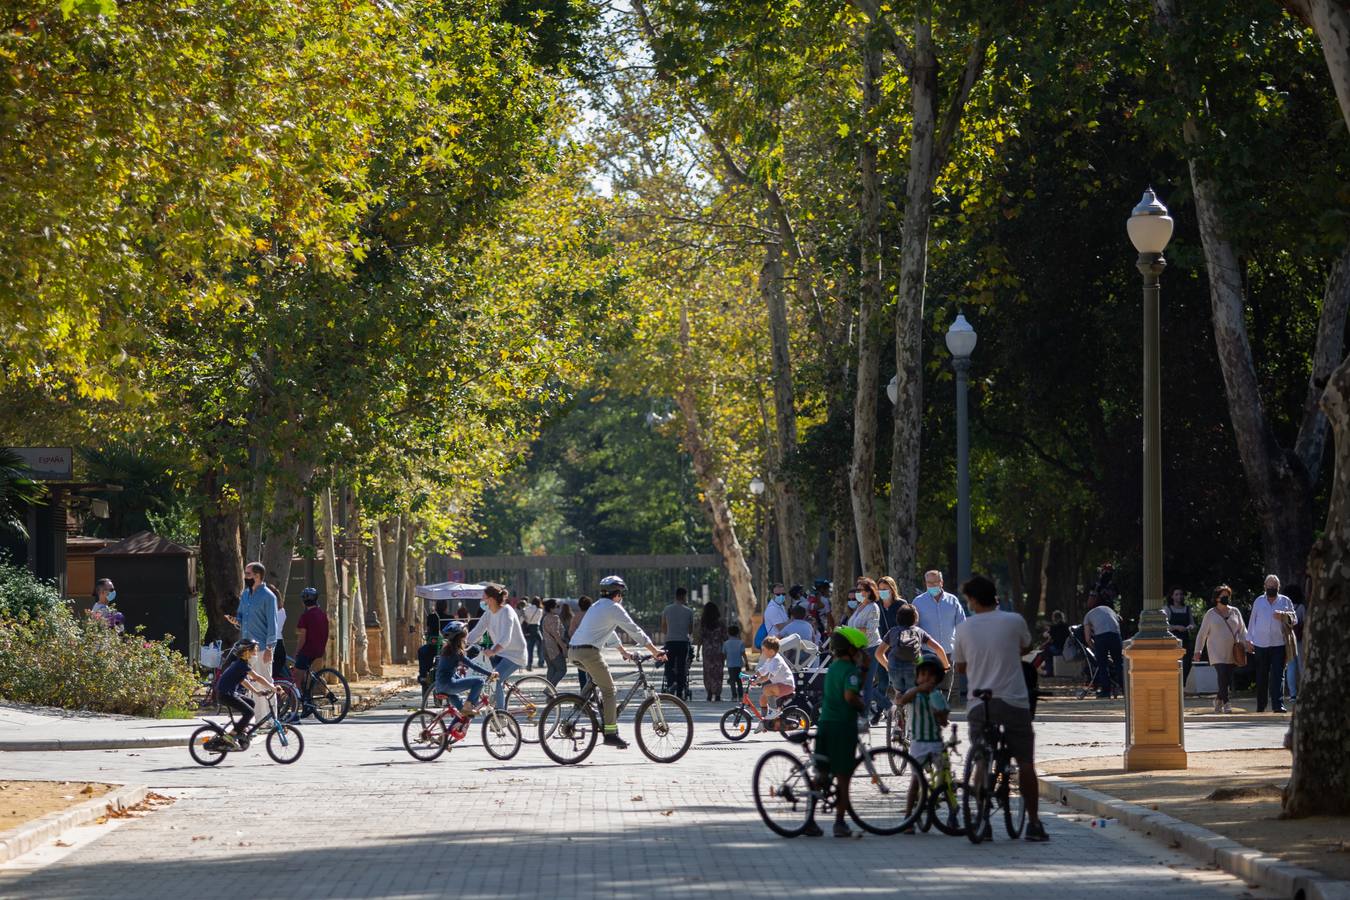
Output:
[
  {"xmin": 814, "ymin": 719, "xmax": 859, "ymax": 775},
  {"xmin": 293, "ymin": 653, "xmax": 317, "ymax": 671},
  {"xmin": 888, "ymin": 663, "xmax": 916, "ymax": 696},
  {"xmin": 909, "ymin": 740, "xmax": 943, "ymax": 765},
  {"xmin": 967, "ymin": 699, "xmax": 1034, "ymax": 760}
]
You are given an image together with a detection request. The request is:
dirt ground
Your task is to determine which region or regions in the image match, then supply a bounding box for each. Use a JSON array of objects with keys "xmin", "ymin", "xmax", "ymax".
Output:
[
  {"xmin": 1043, "ymin": 749, "xmax": 1350, "ymax": 882},
  {"xmin": 0, "ymin": 781, "xmax": 112, "ymax": 832}
]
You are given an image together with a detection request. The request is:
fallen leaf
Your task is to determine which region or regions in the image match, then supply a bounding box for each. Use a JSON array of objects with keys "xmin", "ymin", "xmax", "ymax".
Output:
[
  {"xmin": 660, "ymin": 810, "xmax": 674, "ymax": 816},
  {"xmin": 630, "ymin": 795, "xmax": 643, "ymax": 801},
  {"xmin": 53, "ymin": 841, "xmax": 71, "ymax": 848}
]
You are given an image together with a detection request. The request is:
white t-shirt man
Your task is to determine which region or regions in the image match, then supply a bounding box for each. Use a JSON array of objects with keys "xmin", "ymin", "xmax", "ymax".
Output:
[
  {"xmin": 763, "ymin": 597, "xmax": 789, "ymax": 637},
  {"xmin": 952, "ymin": 610, "xmax": 1032, "ymax": 710},
  {"xmin": 1083, "ymin": 604, "xmax": 1121, "ymax": 638}
]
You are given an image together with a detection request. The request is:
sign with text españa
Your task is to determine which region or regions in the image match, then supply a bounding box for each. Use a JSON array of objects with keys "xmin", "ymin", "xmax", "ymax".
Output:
[{"xmin": 8, "ymin": 447, "xmax": 73, "ymax": 481}]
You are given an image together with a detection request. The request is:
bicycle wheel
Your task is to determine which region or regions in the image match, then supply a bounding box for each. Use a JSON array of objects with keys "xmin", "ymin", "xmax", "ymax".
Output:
[
  {"xmin": 752, "ymin": 749, "xmax": 816, "ymax": 838},
  {"xmin": 634, "ymin": 694, "xmax": 693, "ymax": 763},
  {"xmin": 402, "ymin": 709, "xmax": 450, "ymax": 762},
  {"xmin": 506, "ymin": 675, "xmax": 555, "ymax": 743},
  {"xmin": 779, "ymin": 706, "xmax": 812, "ymax": 740},
  {"xmin": 1001, "ymin": 760, "xmax": 1026, "ymax": 838},
  {"xmin": 962, "ymin": 748, "xmax": 994, "ymax": 844},
  {"xmin": 276, "ymin": 684, "xmax": 301, "ymax": 723},
  {"xmin": 720, "ymin": 707, "xmax": 753, "ymax": 741},
  {"xmin": 848, "ymin": 748, "xmax": 926, "ymax": 835},
  {"xmin": 886, "ymin": 705, "xmax": 909, "ymax": 753},
  {"xmin": 927, "ymin": 776, "xmax": 967, "ymax": 836},
  {"xmin": 538, "ymin": 693, "xmax": 598, "ymax": 765},
  {"xmin": 309, "ymin": 668, "xmax": 351, "ymax": 723},
  {"xmin": 188, "ymin": 725, "xmax": 227, "ymax": 767},
  {"xmin": 265, "ymin": 722, "xmax": 305, "ymax": 764},
  {"xmin": 481, "ymin": 710, "xmax": 522, "ymax": 761}
]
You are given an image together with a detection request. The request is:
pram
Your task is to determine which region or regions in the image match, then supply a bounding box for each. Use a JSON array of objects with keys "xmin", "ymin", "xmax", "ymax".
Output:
[
  {"xmin": 776, "ymin": 633, "xmax": 829, "ymax": 721},
  {"xmin": 1066, "ymin": 624, "xmax": 1123, "ymax": 700}
]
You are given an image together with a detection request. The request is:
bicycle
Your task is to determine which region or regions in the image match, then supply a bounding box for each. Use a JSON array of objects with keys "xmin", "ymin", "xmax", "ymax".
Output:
[
  {"xmin": 287, "ymin": 659, "xmax": 351, "ymax": 724},
  {"xmin": 917, "ymin": 724, "xmax": 966, "ymax": 836},
  {"xmin": 881, "ymin": 692, "xmax": 909, "ymax": 754},
  {"xmin": 961, "ymin": 690, "xmax": 1026, "ymax": 843},
  {"xmin": 719, "ymin": 674, "xmax": 811, "ymax": 741},
  {"xmin": 752, "ymin": 725, "xmax": 926, "ymax": 837},
  {"xmin": 189, "ymin": 686, "xmax": 304, "ymax": 766},
  {"xmin": 536, "ymin": 653, "xmax": 693, "ymax": 765},
  {"xmin": 401, "ymin": 674, "xmax": 522, "ymax": 762},
  {"xmin": 424, "ymin": 669, "xmax": 554, "ymax": 742}
]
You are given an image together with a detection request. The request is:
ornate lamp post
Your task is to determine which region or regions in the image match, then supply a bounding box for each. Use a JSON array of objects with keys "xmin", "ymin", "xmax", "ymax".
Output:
[
  {"xmin": 749, "ymin": 476, "xmax": 767, "ymax": 601},
  {"xmin": 1123, "ymin": 187, "xmax": 1187, "ymax": 771},
  {"xmin": 945, "ymin": 314, "xmax": 977, "ymax": 584}
]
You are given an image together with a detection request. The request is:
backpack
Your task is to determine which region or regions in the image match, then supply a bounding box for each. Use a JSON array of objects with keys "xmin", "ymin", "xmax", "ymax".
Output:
[{"xmin": 889, "ymin": 626, "xmax": 925, "ymax": 664}]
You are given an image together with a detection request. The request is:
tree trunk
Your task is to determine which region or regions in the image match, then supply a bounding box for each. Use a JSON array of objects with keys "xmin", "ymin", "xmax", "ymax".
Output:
[
  {"xmin": 198, "ymin": 468, "xmax": 243, "ymax": 643},
  {"xmin": 1284, "ymin": 0, "xmax": 1350, "ymax": 137},
  {"xmin": 1295, "ymin": 242, "xmax": 1350, "ymax": 479},
  {"xmin": 370, "ymin": 519, "xmax": 393, "ymax": 663},
  {"xmin": 850, "ymin": 30, "xmax": 888, "ymax": 579},
  {"xmin": 1007, "ymin": 542, "xmax": 1025, "ymax": 618},
  {"xmin": 345, "ymin": 490, "xmax": 369, "ymax": 677},
  {"xmin": 760, "ymin": 235, "xmax": 812, "ymax": 587},
  {"xmin": 886, "ymin": 3, "xmax": 939, "ymax": 585},
  {"xmin": 393, "ymin": 515, "xmax": 410, "ymax": 662},
  {"xmin": 319, "ymin": 486, "xmax": 343, "ymax": 673},
  {"xmin": 258, "ymin": 461, "xmax": 314, "ymax": 600},
  {"xmin": 1284, "ymin": 355, "xmax": 1350, "ymax": 817}
]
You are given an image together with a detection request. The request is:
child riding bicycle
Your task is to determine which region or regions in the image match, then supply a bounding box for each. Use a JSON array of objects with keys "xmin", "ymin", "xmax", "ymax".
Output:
[
  {"xmin": 435, "ymin": 620, "xmax": 494, "ymax": 714},
  {"xmin": 216, "ymin": 639, "xmax": 278, "ymax": 747},
  {"xmin": 749, "ymin": 636, "xmax": 795, "ymax": 732}
]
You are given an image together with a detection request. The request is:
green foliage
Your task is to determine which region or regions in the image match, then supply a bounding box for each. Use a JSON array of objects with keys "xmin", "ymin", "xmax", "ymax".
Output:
[
  {"xmin": 0, "ymin": 605, "xmax": 198, "ymax": 717},
  {"xmin": 0, "ymin": 450, "xmax": 46, "ymax": 538},
  {"xmin": 0, "ymin": 562, "xmax": 65, "ymax": 622}
]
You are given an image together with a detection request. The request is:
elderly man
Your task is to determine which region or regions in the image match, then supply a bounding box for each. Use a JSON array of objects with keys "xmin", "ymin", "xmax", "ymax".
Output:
[
  {"xmin": 913, "ymin": 570, "xmax": 967, "ymax": 694},
  {"xmin": 1248, "ymin": 574, "xmax": 1297, "ymax": 714}
]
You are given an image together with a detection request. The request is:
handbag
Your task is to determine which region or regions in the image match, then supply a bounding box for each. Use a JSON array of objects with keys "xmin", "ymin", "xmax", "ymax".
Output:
[
  {"xmin": 1222, "ymin": 614, "xmax": 1246, "ymax": 667},
  {"xmin": 199, "ymin": 640, "xmax": 223, "ymax": 669}
]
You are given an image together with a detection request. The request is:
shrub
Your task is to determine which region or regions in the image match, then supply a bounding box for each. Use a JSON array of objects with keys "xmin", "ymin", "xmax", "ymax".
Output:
[
  {"xmin": 0, "ymin": 561, "xmax": 65, "ymax": 621},
  {"xmin": 0, "ymin": 604, "xmax": 198, "ymax": 717}
]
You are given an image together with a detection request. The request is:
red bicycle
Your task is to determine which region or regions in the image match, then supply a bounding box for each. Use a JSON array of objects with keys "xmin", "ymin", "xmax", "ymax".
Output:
[
  {"xmin": 400, "ymin": 674, "xmax": 522, "ymax": 762},
  {"xmin": 719, "ymin": 674, "xmax": 811, "ymax": 741}
]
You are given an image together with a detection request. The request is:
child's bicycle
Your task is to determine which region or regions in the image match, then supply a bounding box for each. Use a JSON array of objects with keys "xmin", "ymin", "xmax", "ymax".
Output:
[
  {"xmin": 917, "ymin": 724, "xmax": 966, "ymax": 836},
  {"xmin": 188, "ymin": 686, "xmax": 304, "ymax": 766},
  {"xmin": 962, "ymin": 690, "xmax": 1026, "ymax": 843},
  {"xmin": 752, "ymin": 725, "xmax": 926, "ymax": 837},
  {"xmin": 401, "ymin": 674, "xmax": 522, "ymax": 762},
  {"xmin": 719, "ymin": 674, "xmax": 811, "ymax": 740}
]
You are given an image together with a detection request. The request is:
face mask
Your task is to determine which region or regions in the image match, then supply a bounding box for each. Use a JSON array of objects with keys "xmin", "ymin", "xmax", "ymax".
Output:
[
  {"xmin": 1219, "ymin": 596, "xmax": 1230, "ymax": 605},
  {"xmin": 480, "ymin": 600, "xmax": 489, "ymax": 612},
  {"xmin": 245, "ymin": 577, "xmax": 256, "ymax": 589},
  {"xmin": 106, "ymin": 590, "xmax": 116, "ymax": 602},
  {"xmin": 1265, "ymin": 588, "xmax": 1278, "ymax": 598},
  {"xmin": 879, "ymin": 590, "xmax": 892, "ymax": 601},
  {"xmin": 847, "ymin": 599, "xmax": 859, "ymax": 610},
  {"xmin": 928, "ymin": 586, "xmax": 942, "ymax": 597}
]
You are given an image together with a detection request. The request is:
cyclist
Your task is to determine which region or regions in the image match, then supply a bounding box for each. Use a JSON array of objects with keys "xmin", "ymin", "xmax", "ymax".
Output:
[
  {"xmin": 808, "ymin": 625, "xmax": 869, "ymax": 838},
  {"xmin": 952, "ymin": 574, "xmax": 1048, "ymax": 842},
  {"xmin": 434, "ymin": 621, "xmax": 494, "ymax": 714},
  {"xmin": 466, "ymin": 583, "xmax": 528, "ymax": 709},
  {"xmin": 292, "ymin": 588, "xmax": 328, "ymax": 680},
  {"xmin": 216, "ymin": 639, "xmax": 275, "ymax": 747},
  {"xmin": 567, "ymin": 575, "xmax": 666, "ymax": 750}
]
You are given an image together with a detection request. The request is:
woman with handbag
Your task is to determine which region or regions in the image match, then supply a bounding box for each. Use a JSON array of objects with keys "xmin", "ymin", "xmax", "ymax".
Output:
[{"xmin": 1195, "ymin": 584, "xmax": 1249, "ymax": 713}]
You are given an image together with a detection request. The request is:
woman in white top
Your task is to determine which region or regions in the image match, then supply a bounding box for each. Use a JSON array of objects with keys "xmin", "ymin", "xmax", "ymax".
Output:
[
  {"xmin": 271, "ymin": 583, "xmax": 288, "ymax": 680},
  {"xmin": 1194, "ymin": 584, "xmax": 1248, "ymax": 713},
  {"xmin": 848, "ymin": 577, "xmax": 883, "ymax": 715},
  {"xmin": 466, "ymin": 583, "xmax": 528, "ymax": 708}
]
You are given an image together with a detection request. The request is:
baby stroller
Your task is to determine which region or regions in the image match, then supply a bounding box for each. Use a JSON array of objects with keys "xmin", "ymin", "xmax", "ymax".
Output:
[
  {"xmin": 776, "ymin": 633, "xmax": 829, "ymax": 722},
  {"xmin": 1066, "ymin": 624, "xmax": 1123, "ymax": 700}
]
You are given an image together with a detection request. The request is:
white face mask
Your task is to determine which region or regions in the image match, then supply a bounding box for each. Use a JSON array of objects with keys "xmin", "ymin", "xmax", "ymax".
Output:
[
  {"xmin": 847, "ymin": 599, "xmax": 859, "ymax": 610},
  {"xmin": 879, "ymin": 589, "xmax": 892, "ymax": 601},
  {"xmin": 928, "ymin": 586, "xmax": 942, "ymax": 597}
]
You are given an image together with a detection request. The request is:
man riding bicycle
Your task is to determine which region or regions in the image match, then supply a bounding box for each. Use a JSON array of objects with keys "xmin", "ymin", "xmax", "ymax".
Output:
[{"xmin": 567, "ymin": 575, "xmax": 666, "ymax": 750}]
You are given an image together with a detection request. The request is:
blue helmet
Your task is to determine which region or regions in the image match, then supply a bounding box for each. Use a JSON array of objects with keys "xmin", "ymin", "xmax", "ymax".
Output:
[{"xmin": 441, "ymin": 620, "xmax": 467, "ymax": 637}]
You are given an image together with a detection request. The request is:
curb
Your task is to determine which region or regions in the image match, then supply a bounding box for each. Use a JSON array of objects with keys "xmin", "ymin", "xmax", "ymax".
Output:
[
  {"xmin": 1040, "ymin": 773, "xmax": 1350, "ymax": 900},
  {"xmin": 351, "ymin": 676, "xmax": 416, "ymax": 714},
  {"xmin": 0, "ymin": 737, "xmax": 185, "ymax": 752},
  {"xmin": 0, "ymin": 783, "xmax": 149, "ymax": 863}
]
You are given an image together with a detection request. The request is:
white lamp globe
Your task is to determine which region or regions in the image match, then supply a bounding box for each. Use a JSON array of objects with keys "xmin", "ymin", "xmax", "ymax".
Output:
[
  {"xmin": 1127, "ymin": 187, "xmax": 1173, "ymax": 254},
  {"xmin": 749, "ymin": 476, "xmax": 766, "ymax": 496},
  {"xmin": 945, "ymin": 313, "xmax": 977, "ymax": 359},
  {"xmin": 885, "ymin": 374, "xmax": 898, "ymax": 406}
]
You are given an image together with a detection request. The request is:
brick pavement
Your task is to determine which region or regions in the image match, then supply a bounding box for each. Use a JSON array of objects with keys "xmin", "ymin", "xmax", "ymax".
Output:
[{"xmin": 0, "ymin": 683, "xmax": 1286, "ymax": 899}]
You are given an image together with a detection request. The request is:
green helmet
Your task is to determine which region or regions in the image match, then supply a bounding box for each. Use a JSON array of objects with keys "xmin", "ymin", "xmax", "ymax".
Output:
[{"xmin": 834, "ymin": 625, "xmax": 868, "ymax": 650}]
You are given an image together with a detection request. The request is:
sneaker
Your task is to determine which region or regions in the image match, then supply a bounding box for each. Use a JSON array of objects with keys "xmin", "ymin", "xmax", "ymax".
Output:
[
  {"xmin": 802, "ymin": 821, "xmax": 824, "ymax": 837},
  {"xmin": 833, "ymin": 822, "xmax": 853, "ymax": 838},
  {"xmin": 602, "ymin": 733, "xmax": 630, "ymax": 750},
  {"xmin": 753, "ymin": 723, "xmax": 767, "ymax": 734},
  {"xmin": 219, "ymin": 732, "xmax": 239, "ymax": 749},
  {"xmin": 1213, "ymin": 701, "xmax": 1222, "ymax": 713},
  {"xmin": 1273, "ymin": 705, "xmax": 1287, "ymax": 714},
  {"xmin": 869, "ymin": 709, "xmax": 884, "ymax": 726},
  {"xmin": 1025, "ymin": 820, "xmax": 1049, "ymax": 842},
  {"xmin": 764, "ymin": 709, "xmax": 782, "ymax": 720},
  {"xmin": 1222, "ymin": 704, "xmax": 1233, "ymax": 713}
]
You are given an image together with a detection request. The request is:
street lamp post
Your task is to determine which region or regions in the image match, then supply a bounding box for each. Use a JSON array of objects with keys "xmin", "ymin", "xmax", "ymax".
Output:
[
  {"xmin": 749, "ymin": 476, "xmax": 767, "ymax": 601},
  {"xmin": 946, "ymin": 314, "xmax": 977, "ymax": 584},
  {"xmin": 1123, "ymin": 187, "xmax": 1186, "ymax": 772}
]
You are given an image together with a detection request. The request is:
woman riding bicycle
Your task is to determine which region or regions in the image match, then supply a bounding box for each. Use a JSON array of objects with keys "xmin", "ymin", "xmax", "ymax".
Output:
[
  {"xmin": 566, "ymin": 575, "xmax": 666, "ymax": 750},
  {"xmin": 465, "ymin": 583, "xmax": 528, "ymax": 709}
]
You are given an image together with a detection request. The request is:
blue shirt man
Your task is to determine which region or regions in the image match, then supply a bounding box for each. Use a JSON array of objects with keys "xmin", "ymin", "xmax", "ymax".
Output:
[
  {"xmin": 236, "ymin": 565, "xmax": 277, "ymax": 664},
  {"xmin": 913, "ymin": 570, "xmax": 967, "ymax": 657}
]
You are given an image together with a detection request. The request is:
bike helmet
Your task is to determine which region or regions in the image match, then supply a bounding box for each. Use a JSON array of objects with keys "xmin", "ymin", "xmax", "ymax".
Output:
[
  {"xmin": 300, "ymin": 587, "xmax": 319, "ymax": 603},
  {"xmin": 915, "ymin": 652, "xmax": 945, "ymax": 679},
  {"xmin": 834, "ymin": 626, "xmax": 868, "ymax": 650},
  {"xmin": 231, "ymin": 638, "xmax": 260, "ymax": 656},
  {"xmin": 813, "ymin": 579, "xmax": 832, "ymax": 592},
  {"xmin": 441, "ymin": 620, "xmax": 467, "ymax": 637},
  {"xmin": 598, "ymin": 574, "xmax": 627, "ymax": 595}
]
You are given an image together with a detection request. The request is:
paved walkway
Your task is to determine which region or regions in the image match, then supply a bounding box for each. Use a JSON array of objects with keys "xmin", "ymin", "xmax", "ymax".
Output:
[{"xmin": 0, "ymin": 680, "xmax": 1290, "ymax": 899}]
